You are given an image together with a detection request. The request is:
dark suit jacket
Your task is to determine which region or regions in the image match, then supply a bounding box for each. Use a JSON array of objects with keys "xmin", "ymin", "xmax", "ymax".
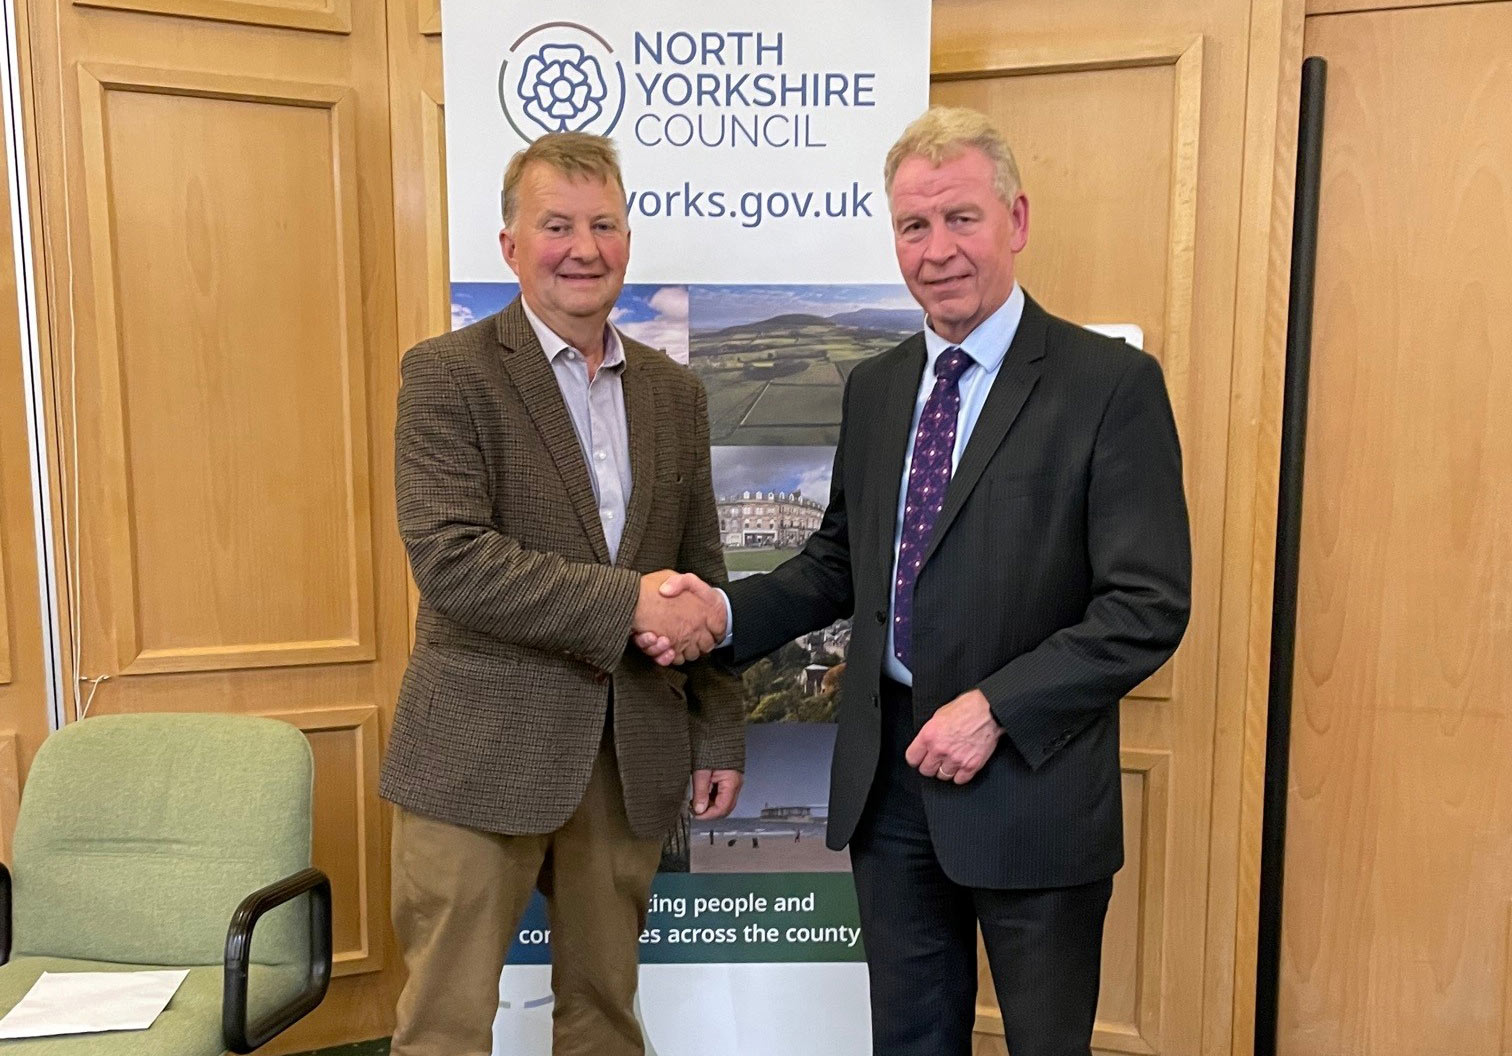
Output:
[
  {"xmin": 724, "ymin": 293, "xmax": 1190, "ymax": 888},
  {"xmin": 381, "ymin": 298, "xmax": 745, "ymax": 841}
]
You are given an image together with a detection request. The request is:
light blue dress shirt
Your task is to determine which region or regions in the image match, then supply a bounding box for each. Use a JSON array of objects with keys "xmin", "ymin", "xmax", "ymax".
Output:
[
  {"xmin": 520, "ymin": 299, "xmax": 632, "ymax": 561},
  {"xmin": 718, "ymin": 283, "xmax": 1025, "ymax": 680}
]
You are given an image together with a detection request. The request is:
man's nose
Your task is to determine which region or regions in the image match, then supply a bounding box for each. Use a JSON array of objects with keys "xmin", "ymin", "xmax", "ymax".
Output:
[
  {"xmin": 568, "ymin": 224, "xmax": 599, "ymax": 261},
  {"xmin": 921, "ymin": 225, "xmax": 956, "ymax": 264}
]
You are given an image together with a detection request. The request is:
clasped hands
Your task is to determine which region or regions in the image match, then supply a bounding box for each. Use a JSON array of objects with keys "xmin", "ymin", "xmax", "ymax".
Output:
[
  {"xmin": 629, "ymin": 571, "xmax": 1003, "ymax": 786},
  {"xmin": 630, "ymin": 571, "xmax": 741, "ymax": 820},
  {"xmin": 631, "ymin": 571, "xmax": 724, "ymax": 666}
]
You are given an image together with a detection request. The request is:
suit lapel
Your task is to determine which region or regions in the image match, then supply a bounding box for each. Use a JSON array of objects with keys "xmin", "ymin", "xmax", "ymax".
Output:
[
  {"xmin": 921, "ymin": 296, "xmax": 1048, "ymax": 568},
  {"xmin": 495, "ymin": 300, "xmax": 612, "ymax": 564},
  {"xmin": 865, "ymin": 334, "xmax": 927, "ymax": 587},
  {"xmin": 615, "ymin": 347, "xmax": 657, "ymax": 569}
]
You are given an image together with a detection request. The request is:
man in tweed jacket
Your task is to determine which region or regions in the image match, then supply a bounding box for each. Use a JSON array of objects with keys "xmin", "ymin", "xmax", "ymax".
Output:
[{"xmin": 381, "ymin": 132, "xmax": 745, "ymax": 1056}]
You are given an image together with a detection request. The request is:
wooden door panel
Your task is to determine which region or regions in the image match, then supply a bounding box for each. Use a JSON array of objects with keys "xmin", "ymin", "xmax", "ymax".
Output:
[
  {"xmin": 72, "ymin": 0, "xmax": 353, "ymax": 35},
  {"xmin": 74, "ymin": 65, "xmax": 375, "ymax": 675},
  {"xmin": 1283, "ymin": 6, "xmax": 1512, "ymax": 1054}
]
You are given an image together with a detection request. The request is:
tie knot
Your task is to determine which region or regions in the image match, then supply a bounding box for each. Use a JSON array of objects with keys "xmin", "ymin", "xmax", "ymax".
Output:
[{"xmin": 934, "ymin": 347, "xmax": 972, "ymax": 384}]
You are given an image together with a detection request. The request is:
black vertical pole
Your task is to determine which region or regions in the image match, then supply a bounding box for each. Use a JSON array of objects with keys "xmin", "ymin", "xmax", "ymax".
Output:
[{"xmin": 1254, "ymin": 54, "xmax": 1326, "ymax": 1056}]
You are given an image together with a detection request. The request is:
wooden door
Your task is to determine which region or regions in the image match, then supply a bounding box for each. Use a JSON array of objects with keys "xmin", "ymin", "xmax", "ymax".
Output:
[
  {"xmin": 1280, "ymin": 5, "xmax": 1512, "ymax": 1054},
  {"xmin": 19, "ymin": 0, "xmax": 408, "ymax": 1047},
  {"xmin": 929, "ymin": 1, "xmax": 1298, "ymax": 1053}
]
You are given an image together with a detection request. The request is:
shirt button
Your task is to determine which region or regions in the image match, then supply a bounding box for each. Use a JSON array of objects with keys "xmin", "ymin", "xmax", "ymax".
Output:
[
  {"xmin": 603, "ymin": 509, "xmax": 615, "ymax": 520},
  {"xmin": 595, "ymin": 450, "xmax": 607, "ymax": 461}
]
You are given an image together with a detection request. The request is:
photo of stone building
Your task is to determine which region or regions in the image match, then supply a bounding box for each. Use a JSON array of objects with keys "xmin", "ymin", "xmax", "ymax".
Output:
[{"xmin": 716, "ymin": 490, "xmax": 825, "ymax": 551}]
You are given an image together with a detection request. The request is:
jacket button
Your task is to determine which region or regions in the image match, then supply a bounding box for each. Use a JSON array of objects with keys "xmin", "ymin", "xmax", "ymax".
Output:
[
  {"xmin": 874, "ymin": 609, "xmax": 886, "ymax": 624},
  {"xmin": 594, "ymin": 672, "xmax": 609, "ymax": 685},
  {"xmin": 871, "ymin": 694, "xmax": 879, "ymax": 708}
]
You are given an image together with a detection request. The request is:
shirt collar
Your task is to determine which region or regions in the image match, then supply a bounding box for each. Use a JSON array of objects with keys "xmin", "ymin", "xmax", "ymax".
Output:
[
  {"xmin": 520, "ymin": 296, "xmax": 626, "ymax": 372},
  {"xmin": 922, "ymin": 282, "xmax": 1024, "ymax": 375}
]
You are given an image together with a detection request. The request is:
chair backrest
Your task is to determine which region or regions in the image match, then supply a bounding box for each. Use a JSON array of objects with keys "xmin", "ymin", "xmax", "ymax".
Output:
[{"xmin": 10, "ymin": 713, "xmax": 314, "ymax": 967}]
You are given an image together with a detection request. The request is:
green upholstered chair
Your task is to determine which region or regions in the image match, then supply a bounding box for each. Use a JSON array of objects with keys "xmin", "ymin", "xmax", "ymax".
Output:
[{"xmin": 0, "ymin": 713, "xmax": 332, "ymax": 1054}]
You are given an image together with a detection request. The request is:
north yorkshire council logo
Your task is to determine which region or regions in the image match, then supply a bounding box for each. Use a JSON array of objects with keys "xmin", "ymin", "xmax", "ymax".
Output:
[{"xmin": 498, "ymin": 22, "xmax": 627, "ymax": 139}]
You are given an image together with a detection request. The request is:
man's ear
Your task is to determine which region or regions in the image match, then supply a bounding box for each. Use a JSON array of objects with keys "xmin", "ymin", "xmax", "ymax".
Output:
[{"xmin": 1008, "ymin": 194, "xmax": 1029, "ymax": 254}]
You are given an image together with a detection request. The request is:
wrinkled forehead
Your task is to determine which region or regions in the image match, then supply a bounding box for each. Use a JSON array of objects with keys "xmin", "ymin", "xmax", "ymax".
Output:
[{"xmin": 889, "ymin": 150, "xmax": 998, "ymax": 210}]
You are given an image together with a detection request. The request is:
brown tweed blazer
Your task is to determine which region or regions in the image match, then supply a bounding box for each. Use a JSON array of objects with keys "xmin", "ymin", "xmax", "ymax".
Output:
[{"xmin": 380, "ymin": 297, "xmax": 745, "ymax": 840}]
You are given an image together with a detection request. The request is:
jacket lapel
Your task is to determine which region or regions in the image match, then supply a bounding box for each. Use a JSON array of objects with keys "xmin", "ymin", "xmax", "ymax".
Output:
[
  {"xmin": 495, "ymin": 300, "xmax": 613, "ymax": 564},
  {"xmin": 865, "ymin": 334, "xmax": 927, "ymax": 587},
  {"xmin": 614, "ymin": 347, "xmax": 658, "ymax": 569},
  {"xmin": 921, "ymin": 296, "xmax": 1048, "ymax": 568}
]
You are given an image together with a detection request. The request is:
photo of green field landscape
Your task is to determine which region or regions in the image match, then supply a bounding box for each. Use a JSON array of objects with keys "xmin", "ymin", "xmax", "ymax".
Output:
[{"xmin": 689, "ymin": 285, "xmax": 920, "ymax": 446}]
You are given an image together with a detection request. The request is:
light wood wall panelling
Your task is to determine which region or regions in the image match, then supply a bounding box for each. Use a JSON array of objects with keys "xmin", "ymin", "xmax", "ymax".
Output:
[
  {"xmin": 71, "ymin": 0, "xmax": 352, "ymax": 35},
  {"xmin": 0, "ymin": 14, "xmax": 56, "ymax": 834},
  {"xmin": 1282, "ymin": 5, "xmax": 1512, "ymax": 1054},
  {"xmin": 20, "ymin": 0, "xmax": 409, "ymax": 1047},
  {"xmin": 1305, "ymin": 0, "xmax": 1500, "ymax": 16},
  {"xmin": 385, "ymin": 0, "xmax": 447, "ymax": 643}
]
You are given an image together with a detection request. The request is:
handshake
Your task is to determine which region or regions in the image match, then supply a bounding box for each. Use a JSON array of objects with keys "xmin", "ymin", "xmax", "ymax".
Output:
[{"xmin": 631, "ymin": 571, "xmax": 726, "ymax": 666}]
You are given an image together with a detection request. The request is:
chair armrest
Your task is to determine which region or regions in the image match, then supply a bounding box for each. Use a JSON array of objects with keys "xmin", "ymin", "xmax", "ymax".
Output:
[
  {"xmin": 0, "ymin": 861, "xmax": 10, "ymax": 965},
  {"xmin": 221, "ymin": 867, "xmax": 332, "ymax": 1054}
]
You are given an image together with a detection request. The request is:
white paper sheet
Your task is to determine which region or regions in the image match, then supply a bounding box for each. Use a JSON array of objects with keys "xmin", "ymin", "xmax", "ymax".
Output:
[{"xmin": 0, "ymin": 969, "xmax": 190, "ymax": 1039}]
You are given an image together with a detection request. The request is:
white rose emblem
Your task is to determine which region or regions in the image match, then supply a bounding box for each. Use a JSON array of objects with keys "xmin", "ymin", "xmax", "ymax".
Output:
[{"xmin": 516, "ymin": 44, "xmax": 609, "ymax": 134}]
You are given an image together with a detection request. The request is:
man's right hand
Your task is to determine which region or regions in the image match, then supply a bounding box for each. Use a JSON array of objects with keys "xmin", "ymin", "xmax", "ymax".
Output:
[{"xmin": 632, "ymin": 571, "xmax": 726, "ymax": 665}]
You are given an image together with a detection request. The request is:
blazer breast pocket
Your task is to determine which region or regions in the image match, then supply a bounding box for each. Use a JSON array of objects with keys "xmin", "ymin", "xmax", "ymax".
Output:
[{"xmin": 652, "ymin": 471, "xmax": 690, "ymax": 511}]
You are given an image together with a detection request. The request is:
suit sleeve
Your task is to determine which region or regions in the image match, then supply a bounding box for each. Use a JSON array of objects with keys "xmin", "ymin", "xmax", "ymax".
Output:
[
  {"xmin": 723, "ymin": 375, "xmax": 857, "ymax": 665},
  {"xmin": 979, "ymin": 352, "xmax": 1192, "ymax": 769},
  {"xmin": 396, "ymin": 343, "xmax": 641, "ymax": 672},
  {"xmin": 677, "ymin": 379, "xmax": 748, "ymax": 772}
]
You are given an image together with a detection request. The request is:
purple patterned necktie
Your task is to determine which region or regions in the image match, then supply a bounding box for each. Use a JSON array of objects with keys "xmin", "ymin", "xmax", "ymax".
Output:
[{"xmin": 893, "ymin": 347, "xmax": 973, "ymax": 669}]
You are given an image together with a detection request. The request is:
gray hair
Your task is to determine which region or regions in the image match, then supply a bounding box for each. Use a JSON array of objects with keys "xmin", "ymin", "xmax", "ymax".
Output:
[
  {"xmin": 884, "ymin": 106, "xmax": 1022, "ymax": 205},
  {"xmin": 500, "ymin": 132, "xmax": 626, "ymax": 227}
]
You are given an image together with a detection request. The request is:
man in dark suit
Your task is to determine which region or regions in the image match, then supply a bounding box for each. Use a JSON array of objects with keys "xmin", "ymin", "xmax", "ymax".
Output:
[
  {"xmin": 381, "ymin": 132, "xmax": 744, "ymax": 1056},
  {"xmin": 640, "ymin": 107, "xmax": 1191, "ymax": 1055}
]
